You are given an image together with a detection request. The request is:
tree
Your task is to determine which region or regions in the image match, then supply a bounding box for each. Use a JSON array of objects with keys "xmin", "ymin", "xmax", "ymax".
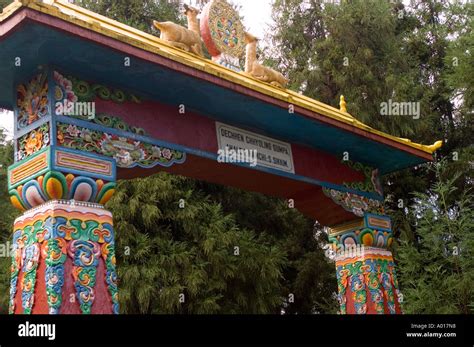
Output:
[
  {"xmin": 267, "ymin": 1, "xmax": 473, "ymax": 223},
  {"xmin": 0, "ymin": 0, "xmax": 12, "ymax": 11},
  {"xmin": 196, "ymin": 182, "xmax": 338, "ymax": 313},
  {"xmin": 267, "ymin": 0, "xmax": 423, "ymax": 137},
  {"xmin": 0, "ymin": 128, "xmax": 19, "ymax": 314},
  {"xmin": 75, "ymin": 0, "xmax": 186, "ymax": 33},
  {"xmin": 384, "ymin": 0, "xmax": 473, "ymax": 247},
  {"xmin": 268, "ymin": 0, "xmax": 473, "ymax": 313},
  {"xmin": 396, "ymin": 161, "xmax": 474, "ymax": 314},
  {"xmin": 108, "ymin": 174, "xmax": 287, "ymax": 314},
  {"xmin": 444, "ymin": 3, "xmax": 474, "ymax": 113}
]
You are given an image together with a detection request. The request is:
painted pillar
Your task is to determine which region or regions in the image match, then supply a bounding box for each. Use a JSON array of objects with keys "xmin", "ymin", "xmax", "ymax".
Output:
[
  {"xmin": 7, "ymin": 66, "xmax": 118, "ymax": 314},
  {"xmin": 328, "ymin": 213, "xmax": 403, "ymax": 314}
]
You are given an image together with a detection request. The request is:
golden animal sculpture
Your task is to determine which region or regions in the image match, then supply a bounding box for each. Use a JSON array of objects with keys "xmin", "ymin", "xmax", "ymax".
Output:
[
  {"xmin": 244, "ymin": 32, "xmax": 289, "ymax": 88},
  {"xmin": 340, "ymin": 95, "xmax": 347, "ymax": 113},
  {"xmin": 153, "ymin": 5, "xmax": 203, "ymax": 57}
]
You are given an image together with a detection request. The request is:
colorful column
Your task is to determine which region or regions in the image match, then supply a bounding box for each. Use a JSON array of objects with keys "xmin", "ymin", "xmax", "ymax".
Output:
[
  {"xmin": 7, "ymin": 66, "xmax": 118, "ymax": 314},
  {"xmin": 328, "ymin": 213, "xmax": 403, "ymax": 314}
]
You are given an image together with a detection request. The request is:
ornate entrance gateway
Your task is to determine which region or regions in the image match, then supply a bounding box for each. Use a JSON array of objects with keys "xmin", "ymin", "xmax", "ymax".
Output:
[{"xmin": 0, "ymin": 0, "xmax": 442, "ymax": 314}]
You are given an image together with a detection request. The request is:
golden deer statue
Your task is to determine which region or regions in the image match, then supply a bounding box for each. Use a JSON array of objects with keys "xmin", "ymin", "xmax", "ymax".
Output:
[
  {"xmin": 244, "ymin": 32, "xmax": 288, "ymax": 88},
  {"xmin": 153, "ymin": 4, "xmax": 203, "ymax": 57}
]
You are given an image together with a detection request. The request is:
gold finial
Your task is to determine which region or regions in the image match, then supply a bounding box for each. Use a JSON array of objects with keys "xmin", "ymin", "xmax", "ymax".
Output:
[
  {"xmin": 339, "ymin": 95, "xmax": 347, "ymax": 113},
  {"xmin": 425, "ymin": 140, "xmax": 443, "ymax": 153}
]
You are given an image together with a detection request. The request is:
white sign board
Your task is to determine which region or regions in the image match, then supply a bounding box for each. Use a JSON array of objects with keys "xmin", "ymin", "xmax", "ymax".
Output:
[{"xmin": 216, "ymin": 122, "xmax": 295, "ymax": 174}]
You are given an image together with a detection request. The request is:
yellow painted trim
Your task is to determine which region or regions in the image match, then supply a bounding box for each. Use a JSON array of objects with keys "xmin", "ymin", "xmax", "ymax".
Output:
[
  {"xmin": 0, "ymin": 0, "xmax": 443, "ymax": 155},
  {"xmin": 328, "ymin": 219, "xmax": 364, "ymax": 235},
  {"xmin": 0, "ymin": 0, "xmax": 23, "ymax": 21}
]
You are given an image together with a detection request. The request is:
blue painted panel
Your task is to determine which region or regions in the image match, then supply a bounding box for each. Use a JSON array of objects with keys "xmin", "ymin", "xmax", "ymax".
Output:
[
  {"xmin": 51, "ymin": 146, "xmax": 117, "ymax": 181},
  {"xmin": 364, "ymin": 213, "xmax": 392, "ymax": 232},
  {"xmin": 7, "ymin": 146, "xmax": 51, "ymax": 190}
]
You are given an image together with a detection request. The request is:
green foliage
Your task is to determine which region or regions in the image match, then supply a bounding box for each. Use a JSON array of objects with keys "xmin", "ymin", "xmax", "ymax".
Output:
[
  {"xmin": 397, "ymin": 162, "xmax": 474, "ymax": 314},
  {"xmin": 0, "ymin": 128, "xmax": 19, "ymax": 314},
  {"xmin": 269, "ymin": 0, "xmax": 473, "ymax": 313},
  {"xmin": 195, "ymin": 182, "xmax": 338, "ymax": 313},
  {"xmin": 75, "ymin": 0, "xmax": 185, "ymax": 34},
  {"xmin": 108, "ymin": 174, "xmax": 288, "ymax": 314},
  {"xmin": 269, "ymin": 1, "xmax": 472, "ymax": 212},
  {"xmin": 269, "ymin": 0, "xmax": 419, "ymax": 136},
  {"xmin": 445, "ymin": 13, "xmax": 474, "ymax": 111},
  {"xmin": 379, "ymin": 0, "xmax": 473, "ymax": 245},
  {"xmin": 0, "ymin": 0, "xmax": 12, "ymax": 12}
]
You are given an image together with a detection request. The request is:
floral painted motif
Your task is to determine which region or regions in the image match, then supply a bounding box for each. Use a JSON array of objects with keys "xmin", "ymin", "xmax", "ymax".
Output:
[
  {"xmin": 351, "ymin": 274, "xmax": 367, "ymax": 314},
  {"xmin": 68, "ymin": 240, "xmax": 101, "ymax": 314},
  {"xmin": 57, "ymin": 123, "xmax": 186, "ymax": 169},
  {"xmin": 335, "ymin": 256, "xmax": 401, "ymax": 314},
  {"xmin": 10, "ymin": 204, "xmax": 117, "ymax": 314},
  {"xmin": 381, "ymin": 272, "xmax": 396, "ymax": 314},
  {"xmin": 17, "ymin": 123, "xmax": 50, "ymax": 161},
  {"xmin": 42, "ymin": 238, "xmax": 67, "ymax": 314},
  {"xmin": 362, "ymin": 261, "xmax": 385, "ymax": 314},
  {"xmin": 16, "ymin": 72, "xmax": 49, "ymax": 130},
  {"xmin": 328, "ymin": 227, "xmax": 393, "ymax": 250},
  {"xmin": 54, "ymin": 71, "xmax": 78, "ymax": 105},
  {"xmin": 336, "ymin": 268, "xmax": 350, "ymax": 314},
  {"xmin": 9, "ymin": 171, "xmax": 116, "ymax": 211},
  {"xmin": 102, "ymin": 243, "xmax": 119, "ymax": 314},
  {"xmin": 9, "ymin": 230, "xmax": 22, "ymax": 314},
  {"xmin": 341, "ymin": 160, "xmax": 383, "ymax": 196},
  {"xmin": 54, "ymin": 71, "xmax": 141, "ymax": 105},
  {"xmin": 21, "ymin": 243, "xmax": 40, "ymax": 314},
  {"xmin": 323, "ymin": 187, "xmax": 384, "ymax": 217}
]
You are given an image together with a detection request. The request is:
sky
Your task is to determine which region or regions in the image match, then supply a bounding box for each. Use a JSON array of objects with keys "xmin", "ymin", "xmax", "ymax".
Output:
[
  {"xmin": 0, "ymin": 111, "xmax": 13, "ymax": 139},
  {"xmin": 233, "ymin": 0, "xmax": 274, "ymax": 38},
  {"xmin": 0, "ymin": 0, "xmax": 274, "ymax": 139}
]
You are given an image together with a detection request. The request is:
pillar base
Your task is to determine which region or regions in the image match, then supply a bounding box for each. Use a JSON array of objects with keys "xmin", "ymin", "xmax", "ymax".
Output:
[
  {"xmin": 335, "ymin": 246, "xmax": 402, "ymax": 314},
  {"xmin": 9, "ymin": 200, "xmax": 118, "ymax": 314}
]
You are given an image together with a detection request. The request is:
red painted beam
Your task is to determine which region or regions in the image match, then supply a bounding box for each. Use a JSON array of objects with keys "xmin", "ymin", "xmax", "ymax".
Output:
[{"xmin": 95, "ymin": 98, "xmax": 367, "ymax": 187}]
